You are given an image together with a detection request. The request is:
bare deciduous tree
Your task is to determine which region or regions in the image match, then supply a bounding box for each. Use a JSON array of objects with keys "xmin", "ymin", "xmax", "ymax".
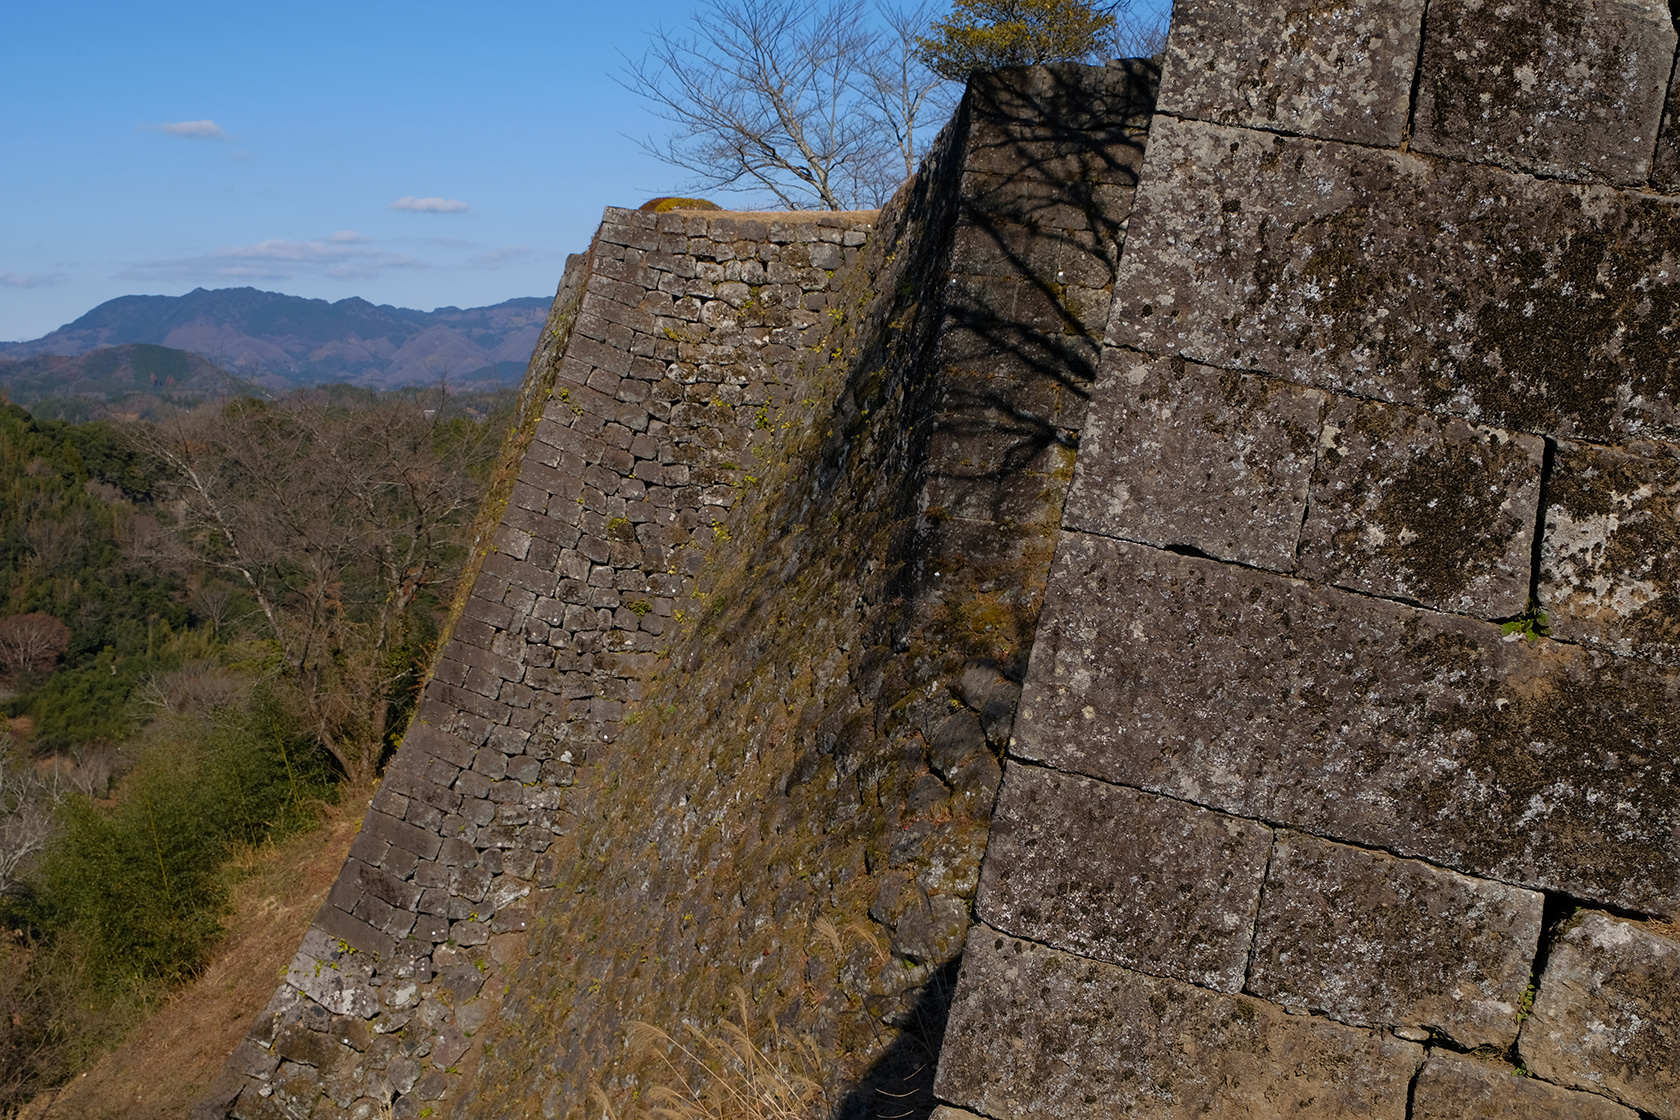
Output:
[
  {"xmin": 859, "ymin": 2, "xmax": 958, "ymax": 184},
  {"xmin": 0, "ymin": 736, "xmax": 61, "ymax": 897},
  {"xmin": 0, "ymin": 615, "xmax": 71, "ymax": 686},
  {"xmin": 134, "ymin": 388, "xmax": 496, "ymax": 783},
  {"xmin": 622, "ymin": 0, "xmax": 953, "ymax": 210},
  {"xmin": 1111, "ymin": 5, "xmax": 1168, "ymax": 58}
]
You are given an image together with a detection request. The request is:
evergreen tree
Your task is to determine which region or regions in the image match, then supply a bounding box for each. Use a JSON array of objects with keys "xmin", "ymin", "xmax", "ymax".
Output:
[{"xmin": 916, "ymin": 0, "xmax": 1119, "ymax": 79}]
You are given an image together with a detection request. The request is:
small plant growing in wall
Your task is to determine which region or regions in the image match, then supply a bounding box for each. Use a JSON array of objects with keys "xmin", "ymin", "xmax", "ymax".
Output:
[{"xmin": 1500, "ymin": 599, "xmax": 1550, "ymax": 642}]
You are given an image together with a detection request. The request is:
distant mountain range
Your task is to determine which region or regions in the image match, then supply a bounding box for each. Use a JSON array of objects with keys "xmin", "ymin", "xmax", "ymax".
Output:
[{"xmin": 0, "ymin": 287, "xmax": 552, "ymax": 391}]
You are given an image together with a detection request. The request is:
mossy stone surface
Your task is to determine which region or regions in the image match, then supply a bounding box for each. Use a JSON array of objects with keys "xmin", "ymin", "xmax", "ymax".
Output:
[
  {"xmin": 1412, "ymin": 1052, "xmax": 1636, "ymax": 1120},
  {"xmin": 1013, "ymin": 533, "xmax": 1680, "ymax": 915},
  {"xmin": 1066, "ymin": 353, "xmax": 1326, "ymax": 570},
  {"xmin": 1412, "ymin": 0, "xmax": 1676, "ymax": 186},
  {"xmin": 977, "ymin": 766, "xmax": 1271, "ymax": 992},
  {"xmin": 1540, "ymin": 439, "xmax": 1680, "ymax": 664},
  {"xmin": 1247, "ymin": 832, "xmax": 1543, "ymax": 1049},
  {"xmin": 1299, "ymin": 397, "xmax": 1543, "ymax": 617},
  {"xmin": 1521, "ymin": 912, "xmax": 1680, "ymax": 1118},
  {"xmin": 935, "ymin": 928, "xmax": 1423, "ymax": 1120},
  {"xmin": 1110, "ymin": 117, "xmax": 1680, "ymax": 444},
  {"xmin": 1159, "ymin": 0, "xmax": 1426, "ymax": 145}
]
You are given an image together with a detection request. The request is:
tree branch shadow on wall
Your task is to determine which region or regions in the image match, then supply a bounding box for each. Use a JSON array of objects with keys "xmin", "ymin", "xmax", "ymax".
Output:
[
  {"xmin": 918, "ymin": 60, "xmax": 1158, "ymax": 528},
  {"xmin": 838, "ymin": 60, "xmax": 1161, "ymax": 1120},
  {"xmin": 834, "ymin": 957, "xmax": 962, "ymax": 1120}
]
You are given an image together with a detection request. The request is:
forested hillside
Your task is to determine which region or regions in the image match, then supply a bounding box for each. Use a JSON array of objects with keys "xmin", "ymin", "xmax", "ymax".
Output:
[
  {"xmin": 0, "ymin": 386, "xmax": 508, "ymax": 1106},
  {"xmin": 0, "ymin": 344, "xmax": 247, "ymax": 422}
]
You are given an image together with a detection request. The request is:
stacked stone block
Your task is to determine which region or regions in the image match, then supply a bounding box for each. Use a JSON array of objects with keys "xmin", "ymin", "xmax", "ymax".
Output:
[
  {"xmin": 203, "ymin": 57, "xmax": 1166, "ymax": 1120},
  {"xmin": 451, "ymin": 61, "xmax": 1161, "ymax": 1120},
  {"xmin": 201, "ymin": 208, "xmax": 875, "ymax": 1120},
  {"xmin": 936, "ymin": 1, "xmax": 1680, "ymax": 1118}
]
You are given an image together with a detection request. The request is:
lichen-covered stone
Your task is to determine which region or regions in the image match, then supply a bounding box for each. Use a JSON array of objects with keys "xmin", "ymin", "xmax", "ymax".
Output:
[
  {"xmin": 1654, "ymin": 61, "xmax": 1680, "ymax": 191},
  {"xmin": 1158, "ymin": 0, "xmax": 1425, "ymax": 145},
  {"xmin": 1411, "ymin": 1051, "xmax": 1637, "ymax": 1120},
  {"xmin": 1012, "ymin": 532, "xmax": 1680, "ymax": 915},
  {"xmin": 1521, "ymin": 912, "xmax": 1680, "ymax": 1119},
  {"xmin": 1412, "ymin": 0, "xmax": 1676, "ymax": 186},
  {"xmin": 977, "ymin": 765, "xmax": 1271, "ymax": 991},
  {"xmin": 934, "ymin": 928, "xmax": 1423, "ymax": 1120},
  {"xmin": 1064, "ymin": 354, "xmax": 1325, "ymax": 570},
  {"xmin": 1540, "ymin": 440, "xmax": 1680, "ymax": 664},
  {"xmin": 1298, "ymin": 397, "xmax": 1543, "ymax": 617},
  {"xmin": 1247, "ymin": 832, "xmax": 1543, "ymax": 1049},
  {"xmin": 1109, "ymin": 116, "xmax": 1680, "ymax": 443}
]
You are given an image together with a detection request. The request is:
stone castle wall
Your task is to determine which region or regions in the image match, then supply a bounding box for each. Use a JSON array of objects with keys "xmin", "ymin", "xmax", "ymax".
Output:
[
  {"xmin": 202, "ymin": 62, "xmax": 1160, "ymax": 1120},
  {"xmin": 202, "ymin": 1, "xmax": 1680, "ymax": 1115},
  {"xmin": 934, "ymin": 2, "xmax": 1680, "ymax": 1119},
  {"xmin": 199, "ymin": 207, "xmax": 878, "ymax": 1118}
]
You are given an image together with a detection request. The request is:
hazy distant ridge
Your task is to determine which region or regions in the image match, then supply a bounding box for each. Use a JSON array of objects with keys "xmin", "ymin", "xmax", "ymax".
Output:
[{"xmin": 0, "ymin": 287, "xmax": 550, "ymax": 389}]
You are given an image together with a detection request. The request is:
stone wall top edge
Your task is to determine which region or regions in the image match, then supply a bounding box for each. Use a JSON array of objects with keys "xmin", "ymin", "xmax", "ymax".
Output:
[{"xmin": 598, "ymin": 204, "xmax": 879, "ymax": 227}]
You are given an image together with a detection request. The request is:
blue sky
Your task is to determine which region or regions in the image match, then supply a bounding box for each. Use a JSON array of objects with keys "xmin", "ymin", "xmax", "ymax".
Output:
[{"xmin": 1, "ymin": 0, "xmax": 1170, "ymax": 342}]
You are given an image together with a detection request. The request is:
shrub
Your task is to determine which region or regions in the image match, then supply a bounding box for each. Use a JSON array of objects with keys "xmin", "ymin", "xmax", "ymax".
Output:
[{"xmin": 21, "ymin": 686, "xmax": 333, "ymax": 993}]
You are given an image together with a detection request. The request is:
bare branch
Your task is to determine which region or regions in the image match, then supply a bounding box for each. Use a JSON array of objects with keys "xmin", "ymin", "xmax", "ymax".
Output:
[{"xmin": 621, "ymin": 0, "xmax": 954, "ymax": 210}]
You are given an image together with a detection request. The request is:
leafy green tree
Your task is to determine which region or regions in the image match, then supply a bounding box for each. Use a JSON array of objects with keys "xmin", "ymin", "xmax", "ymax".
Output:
[{"xmin": 916, "ymin": 0, "xmax": 1118, "ymax": 79}]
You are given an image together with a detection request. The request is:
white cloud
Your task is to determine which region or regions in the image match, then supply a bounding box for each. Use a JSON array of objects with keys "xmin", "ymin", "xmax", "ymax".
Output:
[
  {"xmin": 121, "ymin": 232, "xmax": 423, "ymax": 283},
  {"xmin": 0, "ymin": 272, "xmax": 66, "ymax": 289},
  {"xmin": 152, "ymin": 119, "xmax": 232, "ymax": 140},
  {"xmin": 389, "ymin": 196, "xmax": 469, "ymax": 214},
  {"xmin": 470, "ymin": 246, "xmax": 532, "ymax": 268}
]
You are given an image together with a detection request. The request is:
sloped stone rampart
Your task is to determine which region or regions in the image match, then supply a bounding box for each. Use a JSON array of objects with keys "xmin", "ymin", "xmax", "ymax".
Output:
[
  {"xmin": 936, "ymin": 0, "xmax": 1680, "ymax": 1118},
  {"xmin": 199, "ymin": 207, "xmax": 879, "ymax": 1118},
  {"xmin": 453, "ymin": 61, "xmax": 1159, "ymax": 1120},
  {"xmin": 200, "ymin": 60, "xmax": 1160, "ymax": 1120}
]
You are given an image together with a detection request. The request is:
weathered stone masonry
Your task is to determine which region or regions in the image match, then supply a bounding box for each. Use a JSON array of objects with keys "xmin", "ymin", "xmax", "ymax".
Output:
[
  {"xmin": 198, "ymin": 208, "xmax": 877, "ymax": 1118},
  {"xmin": 935, "ymin": 2, "xmax": 1680, "ymax": 1119},
  {"xmin": 203, "ymin": 1, "xmax": 1680, "ymax": 1114},
  {"xmin": 202, "ymin": 62, "xmax": 1159, "ymax": 1120}
]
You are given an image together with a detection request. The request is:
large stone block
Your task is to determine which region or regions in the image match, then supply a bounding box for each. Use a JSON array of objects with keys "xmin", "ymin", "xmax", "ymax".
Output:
[
  {"xmin": 1656, "ymin": 64, "xmax": 1680, "ymax": 191},
  {"xmin": 1013, "ymin": 532, "xmax": 1680, "ymax": 915},
  {"xmin": 1298, "ymin": 396, "xmax": 1543, "ymax": 616},
  {"xmin": 1521, "ymin": 912, "xmax": 1680, "ymax": 1119},
  {"xmin": 1412, "ymin": 0, "xmax": 1676, "ymax": 186},
  {"xmin": 1539, "ymin": 440, "xmax": 1680, "ymax": 664},
  {"xmin": 976, "ymin": 765, "xmax": 1271, "ymax": 991},
  {"xmin": 1109, "ymin": 117, "xmax": 1680, "ymax": 443},
  {"xmin": 1411, "ymin": 1051, "xmax": 1636, "ymax": 1120},
  {"xmin": 1247, "ymin": 832, "xmax": 1543, "ymax": 1049},
  {"xmin": 966, "ymin": 60, "xmax": 1158, "ymax": 146},
  {"xmin": 1064, "ymin": 354, "xmax": 1325, "ymax": 570},
  {"xmin": 1158, "ymin": 0, "xmax": 1425, "ymax": 146},
  {"xmin": 934, "ymin": 928, "xmax": 1423, "ymax": 1120}
]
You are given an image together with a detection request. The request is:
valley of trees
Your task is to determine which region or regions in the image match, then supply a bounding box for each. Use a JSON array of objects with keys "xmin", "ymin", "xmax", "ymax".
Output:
[{"xmin": 0, "ymin": 385, "xmax": 508, "ymax": 1106}]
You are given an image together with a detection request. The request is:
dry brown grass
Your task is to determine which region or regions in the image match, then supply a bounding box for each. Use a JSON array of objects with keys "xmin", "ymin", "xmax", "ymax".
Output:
[
  {"xmin": 596, "ymin": 989, "xmax": 825, "ymax": 1120},
  {"xmin": 18, "ymin": 793, "xmax": 362, "ymax": 1119}
]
